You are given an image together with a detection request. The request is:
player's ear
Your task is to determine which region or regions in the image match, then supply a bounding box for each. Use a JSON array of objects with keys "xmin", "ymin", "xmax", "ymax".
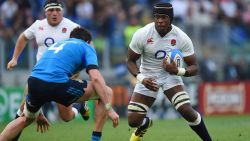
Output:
[
  {"xmin": 88, "ymin": 40, "xmax": 91, "ymax": 44},
  {"xmin": 89, "ymin": 41, "xmax": 96, "ymax": 48}
]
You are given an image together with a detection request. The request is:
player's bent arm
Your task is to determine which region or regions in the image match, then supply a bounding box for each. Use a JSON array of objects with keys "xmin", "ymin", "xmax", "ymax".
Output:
[
  {"xmin": 88, "ymin": 69, "xmax": 119, "ymax": 127},
  {"xmin": 11, "ymin": 33, "xmax": 29, "ymax": 60},
  {"xmin": 183, "ymin": 54, "xmax": 198, "ymax": 77},
  {"xmin": 88, "ymin": 69, "xmax": 111, "ymax": 107},
  {"xmin": 7, "ymin": 33, "xmax": 28, "ymax": 70},
  {"xmin": 127, "ymin": 48, "xmax": 141, "ymax": 77}
]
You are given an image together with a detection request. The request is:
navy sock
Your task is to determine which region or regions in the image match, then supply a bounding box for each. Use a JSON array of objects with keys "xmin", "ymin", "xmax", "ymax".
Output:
[
  {"xmin": 190, "ymin": 118, "xmax": 212, "ymax": 141},
  {"xmin": 72, "ymin": 103, "xmax": 82, "ymax": 111},
  {"xmin": 92, "ymin": 131, "xmax": 102, "ymax": 141}
]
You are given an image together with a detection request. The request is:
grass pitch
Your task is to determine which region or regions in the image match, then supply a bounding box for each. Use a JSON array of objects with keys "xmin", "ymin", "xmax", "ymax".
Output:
[{"xmin": 0, "ymin": 115, "xmax": 249, "ymax": 141}]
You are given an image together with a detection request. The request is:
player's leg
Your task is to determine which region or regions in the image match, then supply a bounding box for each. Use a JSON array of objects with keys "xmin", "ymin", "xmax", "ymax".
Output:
[
  {"xmin": 75, "ymin": 82, "xmax": 115, "ymax": 141},
  {"xmin": 91, "ymin": 86, "xmax": 112, "ymax": 141},
  {"xmin": 77, "ymin": 85, "xmax": 111, "ymax": 141},
  {"xmin": 90, "ymin": 100, "xmax": 106, "ymax": 141},
  {"xmin": 56, "ymin": 104, "xmax": 77, "ymax": 122},
  {"xmin": 72, "ymin": 102, "xmax": 90, "ymax": 121},
  {"xmin": 0, "ymin": 115, "xmax": 34, "ymax": 141},
  {"xmin": 56, "ymin": 102, "xmax": 90, "ymax": 122},
  {"xmin": 11, "ymin": 84, "xmax": 51, "ymax": 141},
  {"xmin": 164, "ymin": 85, "xmax": 212, "ymax": 141},
  {"xmin": 0, "ymin": 99, "xmax": 41, "ymax": 141},
  {"xmin": 69, "ymin": 73, "xmax": 90, "ymax": 121},
  {"xmin": 15, "ymin": 84, "xmax": 28, "ymax": 118},
  {"xmin": 11, "ymin": 84, "xmax": 28, "ymax": 141},
  {"xmin": 128, "ymin": 93, "xmax": 155, "ymax": 141}
]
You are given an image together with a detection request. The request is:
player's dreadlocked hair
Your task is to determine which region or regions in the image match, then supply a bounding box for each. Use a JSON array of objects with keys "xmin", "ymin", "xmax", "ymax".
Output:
[
  {"xmin": 153, "ymin": 2, "xmax": 174, "ymax": 23},
  {"xmin": 70, "ymin": 27, "xmax": 92, "ymax": 43}
]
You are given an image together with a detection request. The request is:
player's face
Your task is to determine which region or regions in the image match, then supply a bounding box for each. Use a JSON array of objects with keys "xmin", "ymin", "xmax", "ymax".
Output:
[
  {"xmin": 45, "ymin": 8, "xmax": 63, "ymax": 26},
  {"xmin": 154, "ymin": 14, "xmax": 171, "ymax": 35}
]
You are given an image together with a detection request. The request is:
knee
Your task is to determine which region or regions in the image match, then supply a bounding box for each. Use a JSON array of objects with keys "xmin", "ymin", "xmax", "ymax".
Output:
[
  {"xmin": 61, "ymin": 117, "xmax": 71, "ymax": 122},
  {"xmin": 19, "ymin": 117, "xmax": 29, "ymax": 124},
  {"xmin": 61, "ymin": 118, "xmax": 71, "ymax": 122},
  {"xmin": 94, "ymin": 101, "xmax": 108, "ymax": 121},
  {"xmin": 94, "ymin": 107, "xmax": 107, "ymax": 118},
  {"xmin": 128, "ymin": 114, "xmax": 143, "ymax": 128},
  {"xmin": 94, "ymin": 111, "xmax": 107, "ymax": 122},
  {"xmin": 59, "ymin": 113, "xmax": 72, "ymax": 122},
  {"xmin": 128, "ymin": 120, "xmax": 140, "ymax": 128}
]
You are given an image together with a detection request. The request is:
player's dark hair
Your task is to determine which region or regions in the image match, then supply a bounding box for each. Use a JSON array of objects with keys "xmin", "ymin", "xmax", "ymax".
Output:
[
  {"xmin": 70, "ymin": 27, "xmax": 92, "ymax": 43},
  {"xmin": 153, "ymin": 2, "xmax": 174, "ymax": 23}
]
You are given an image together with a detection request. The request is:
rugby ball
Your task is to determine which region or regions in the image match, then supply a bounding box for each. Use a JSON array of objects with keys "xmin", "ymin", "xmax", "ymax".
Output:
[{"xmin": 165, "ymin": 49, "xmax": 184, "ymax": 68}]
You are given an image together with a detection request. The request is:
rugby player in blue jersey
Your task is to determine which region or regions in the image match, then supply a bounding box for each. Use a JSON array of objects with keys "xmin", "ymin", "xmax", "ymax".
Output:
[{"xmin": 0, "ymin": 27, "xmax": 119, "ymax": 141}]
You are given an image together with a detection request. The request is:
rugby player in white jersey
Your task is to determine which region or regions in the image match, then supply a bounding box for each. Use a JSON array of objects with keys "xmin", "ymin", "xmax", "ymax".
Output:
[
  {"xmin": 127, "ymin": 2, "xmax": 212, "ymax": 141},
  {"xmin": 6, "ymin": 0, "xmax": 107, "ymax": 141}
]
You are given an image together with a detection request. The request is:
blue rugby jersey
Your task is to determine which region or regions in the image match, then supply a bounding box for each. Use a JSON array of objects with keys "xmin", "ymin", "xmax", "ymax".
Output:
[{"xmin": 31, "ymin": 38, "xmax": 98, "ymax": 82}]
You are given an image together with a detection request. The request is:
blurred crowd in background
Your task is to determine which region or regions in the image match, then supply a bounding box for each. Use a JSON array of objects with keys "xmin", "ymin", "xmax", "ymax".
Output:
[{"xmin": 1, "ymin": 0, "xmax": 250, "ymax": 119}]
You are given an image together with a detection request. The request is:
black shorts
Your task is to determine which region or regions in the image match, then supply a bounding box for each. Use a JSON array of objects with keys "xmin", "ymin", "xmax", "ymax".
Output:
[{"xmin": 26, "ymin": 76, "xmax": 87, "ymax": 113}]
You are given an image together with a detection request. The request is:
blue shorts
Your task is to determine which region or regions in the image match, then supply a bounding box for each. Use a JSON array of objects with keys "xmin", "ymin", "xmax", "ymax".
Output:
[{"xmin": 26, "ymin": 76, "xmax": 87, "ymax": 113}]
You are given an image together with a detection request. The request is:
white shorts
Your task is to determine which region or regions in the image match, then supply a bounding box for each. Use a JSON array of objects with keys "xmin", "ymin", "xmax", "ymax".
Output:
[{"xmin": 134, "ymin": 71, "xmax": 184, "ymax": 98}]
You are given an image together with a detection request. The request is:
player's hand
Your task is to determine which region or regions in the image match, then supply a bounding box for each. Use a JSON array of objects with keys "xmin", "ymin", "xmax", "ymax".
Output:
[
  {"xmin": 36, "ymin": 113, "xmax": 50, "ymax": 133},
  {"xmin": 142, "ymin": 78, "xmax": 159, "ymax": 92},
  {"xmin": 107, "ymin": 109, "xmax": 119, "ymax": 128},
  {"xmin": 7, "ymin": 59, "xmax": 18, "ymax": 70},
  {"xmin": 162, "ymin": 59, "xmax": 178, "ymax": 75}
]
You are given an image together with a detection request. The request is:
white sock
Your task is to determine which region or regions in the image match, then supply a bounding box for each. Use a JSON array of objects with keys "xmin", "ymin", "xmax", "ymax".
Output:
[
  {"xmin": 141, "ymin": 118, "xmax": 147, "ymax": 126},
  {"xmin": 188, "ymin": 112, "xmax": 201, "ymax": 126},
  {"xmin": 72, "ymin": 107, "xmax": 79, "ymax": 118},
  {"xmin": 17, "ymin": 108, "xmax": 22, "ymax": 116}
]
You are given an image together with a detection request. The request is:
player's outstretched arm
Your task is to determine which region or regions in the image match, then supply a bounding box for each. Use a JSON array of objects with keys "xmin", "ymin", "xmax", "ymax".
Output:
[
  {"xmin": 88, "ymin": 69, "xmax": 119, "ymax": 127},
  {"xmin": 7, "ymin": 33, "xmax": 28, "ymax": 70}
]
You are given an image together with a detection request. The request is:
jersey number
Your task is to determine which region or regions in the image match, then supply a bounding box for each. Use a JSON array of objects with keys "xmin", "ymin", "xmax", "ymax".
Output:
[{"xmin": 48, "ymin": 43, "xmax": 65, "ymax": 53}]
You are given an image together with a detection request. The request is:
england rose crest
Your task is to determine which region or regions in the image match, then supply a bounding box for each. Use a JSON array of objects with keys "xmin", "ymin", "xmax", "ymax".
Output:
[
  {"xmin": 171, "ymin": 39, "xmax": 176, "ymax": 46},
  {"xmin": 62, "ymin": 27, "xmax": 67, "ymax": 33}
]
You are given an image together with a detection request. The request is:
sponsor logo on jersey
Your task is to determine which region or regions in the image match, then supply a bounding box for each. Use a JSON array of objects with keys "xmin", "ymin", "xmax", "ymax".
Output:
[
  {"xmin": 62, "ymin": 27, "xmax": 67, "ymax": 33},
  {"xmin": 44, "ymin": 37, "xmax": 55, "ymax": 47},
  {"xmin": 171, "ymin": 39, "xmax": 176, "ymax": 46},
  {"xmin": 147, "ymin": 37, "xmax": 154, "ymax": 44}
]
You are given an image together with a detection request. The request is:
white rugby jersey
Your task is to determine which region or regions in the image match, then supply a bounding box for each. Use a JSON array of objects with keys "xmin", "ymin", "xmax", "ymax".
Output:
[
  {"xmin": 24, "ymin": 18, "xmax": 79, "ymax": 61},
  {"xmin": 129, "ymin": 23, "xmax": 194, "ymax": 73}
]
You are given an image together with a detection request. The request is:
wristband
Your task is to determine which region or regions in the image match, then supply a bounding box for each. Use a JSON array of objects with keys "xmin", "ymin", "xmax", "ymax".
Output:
[
  {"xmin": 136, "ymin": 73, "xmax": 145, "ymax": 83},
  {"xmin": 177, "ymin": 68, "xmax": 186, "ymax": 76},
  {"xmin": 105, "ymin": 103, "xmax": 112, "ymax": 111}
]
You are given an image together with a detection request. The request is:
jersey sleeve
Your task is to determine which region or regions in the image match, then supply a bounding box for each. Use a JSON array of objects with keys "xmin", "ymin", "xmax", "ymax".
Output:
[
  {"xmin": 179, "ymin": 32, "xmax": 194, "ymax": 57},
  {"xmin": 74, "ymin": 23, "xmax": 80, "ymax": 28},
  {"xmin": 64, "ymin": 18, "xmax": 80, "ymax": 31},
  {"xmin": 83, "ymin": 45, "xmax": 99, "ymax": 73},
  {"xmin": 129, "ymin": 29, "xmax": 144, "ymax": 54},
  {"xmin": 23, "ymin": 20, "xmax": 39, "ymax": 40}
]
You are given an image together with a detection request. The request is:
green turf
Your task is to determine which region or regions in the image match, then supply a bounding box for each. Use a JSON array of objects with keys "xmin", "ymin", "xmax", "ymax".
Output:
[{"xmin": 0, "ymin": 115, "xmax": 250, "ymax": 141}]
